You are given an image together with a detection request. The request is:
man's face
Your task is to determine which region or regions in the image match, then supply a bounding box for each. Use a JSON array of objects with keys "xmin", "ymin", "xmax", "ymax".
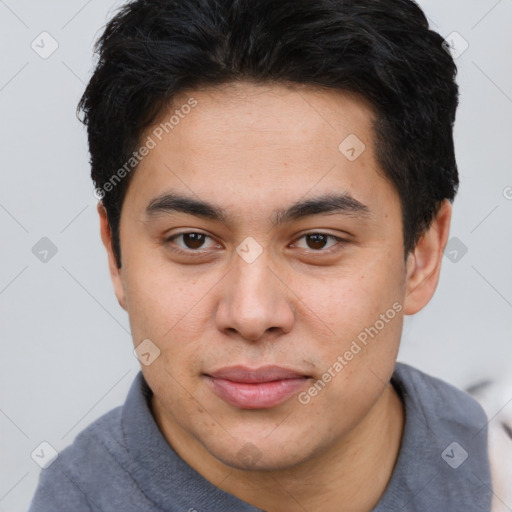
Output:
[{"xmin": 112, "ymin": 82, "xmax": 409, "ymax": 470}]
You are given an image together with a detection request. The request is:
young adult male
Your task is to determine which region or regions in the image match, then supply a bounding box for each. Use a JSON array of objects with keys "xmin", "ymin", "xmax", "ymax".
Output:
[{"xmin": 29, "ymin": 0, "xmax": 495, "ymax": 510}]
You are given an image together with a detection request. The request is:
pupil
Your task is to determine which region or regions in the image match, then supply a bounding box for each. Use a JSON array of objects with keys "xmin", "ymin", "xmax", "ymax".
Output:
[
  {"xmin": 184, "ymin": 233, "xmax": 205, "ymax": 249},
  {"xmin": 307, "ymin": 234, "xmax": 327, "ymax": 250}
]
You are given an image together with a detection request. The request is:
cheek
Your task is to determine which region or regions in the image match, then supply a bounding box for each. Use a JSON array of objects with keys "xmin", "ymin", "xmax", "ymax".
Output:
[
  {"xmin": 296, "ymin": 304, "xmax": 403, "ymax": 442},
  {"xmin": 123, "ymin": 262, "xmax": 213, "ymax": 402},
  {"xmin": 311, "ymin": 253, "xmax": 405, "ymax": 341},
  {"xmin": 122, "ymin": 240, "xmax": 207, "ymax": 332},
  {"xmin": 301, "ymin": 254, "xmax": 404, "ymax": 406},
  {"xmin": 121, "ymin": 263, "xmax": 206, "ymax": 379}
]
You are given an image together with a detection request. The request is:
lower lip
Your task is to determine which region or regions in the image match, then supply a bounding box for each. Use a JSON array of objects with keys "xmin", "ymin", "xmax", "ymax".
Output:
[{"xmin": 207, "ymin": 377, "xmax": 309, "ymax": 409}]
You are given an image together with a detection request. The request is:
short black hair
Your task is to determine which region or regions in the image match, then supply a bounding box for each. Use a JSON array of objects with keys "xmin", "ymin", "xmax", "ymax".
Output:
[{"xmin": 79, "ymin": 0, "xmax": 459, "ymax": 268}]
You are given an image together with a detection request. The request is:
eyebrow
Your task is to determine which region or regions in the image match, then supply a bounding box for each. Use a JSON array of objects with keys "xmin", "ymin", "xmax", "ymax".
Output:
[{"xmin": 145, "ymin": 191, "xmax": 371, "ymax": 227}]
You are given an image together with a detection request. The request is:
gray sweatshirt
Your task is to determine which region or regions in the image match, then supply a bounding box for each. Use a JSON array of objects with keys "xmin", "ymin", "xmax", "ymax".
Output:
[{"xmin": 28, "ymin": 363, "xmax": 493, "ymax": 511}]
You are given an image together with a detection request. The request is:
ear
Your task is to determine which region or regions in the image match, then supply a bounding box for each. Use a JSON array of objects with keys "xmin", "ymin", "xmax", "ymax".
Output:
[
  {"xmin": 97, "ymin": 203, "xmax": 127, "ymax": 311},
  {"xmin": 403, "ymin": 200, "xmax": 452, "ymax": 315}
]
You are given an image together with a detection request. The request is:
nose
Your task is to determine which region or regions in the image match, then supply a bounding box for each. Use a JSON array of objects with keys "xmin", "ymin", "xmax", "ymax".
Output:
[{"xmin": 215, "ymin": 246, "xmax": 295, "ymax": 343}]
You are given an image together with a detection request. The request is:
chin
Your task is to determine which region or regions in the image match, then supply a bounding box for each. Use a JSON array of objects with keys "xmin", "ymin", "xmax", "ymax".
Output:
[{"xmin": 203, "ymin": 434, "xmax": 317, "ymax": 472}]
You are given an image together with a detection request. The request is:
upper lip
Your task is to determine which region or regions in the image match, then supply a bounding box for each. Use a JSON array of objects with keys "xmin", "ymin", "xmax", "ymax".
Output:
[{"xmin": 206, "ymin": 365, "xmax": 309, "ymax": 383}]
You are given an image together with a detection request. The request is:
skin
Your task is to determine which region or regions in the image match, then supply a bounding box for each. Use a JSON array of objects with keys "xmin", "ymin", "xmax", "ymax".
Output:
[{"xmin": 98, "ymin": 81, "xmax": 452, "ymax": 512}]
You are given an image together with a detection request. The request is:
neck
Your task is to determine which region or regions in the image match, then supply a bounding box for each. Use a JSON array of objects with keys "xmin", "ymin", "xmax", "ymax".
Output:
[{"xmin": 152, "ymin": 382, "xmax": 404, "ymax": 512}]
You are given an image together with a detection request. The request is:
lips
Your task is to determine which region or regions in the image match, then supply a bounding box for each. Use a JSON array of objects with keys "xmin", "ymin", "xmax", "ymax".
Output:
[{"xmin": 205, "ymin": 365, "xmax": 311, "ymax": 409}]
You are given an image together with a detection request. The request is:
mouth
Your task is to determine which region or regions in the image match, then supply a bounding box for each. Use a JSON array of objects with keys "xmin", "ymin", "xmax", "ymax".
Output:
[{"xmin": 204, "ymin": 365, "xmax": 312, "ymax": 409}]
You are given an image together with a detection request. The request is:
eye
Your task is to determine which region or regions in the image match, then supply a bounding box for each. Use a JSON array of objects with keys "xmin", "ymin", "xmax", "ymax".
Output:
[
  {"xmin": 166, "ymin": 232, "xmax": 219, "ymax": 253},
  {"xmin": 292, "ymin": 232, "xmax": 344, "ymax": 253},
  {"xmin": 165, "ymin": 231, "xmax": 346, "ymax": 257}
]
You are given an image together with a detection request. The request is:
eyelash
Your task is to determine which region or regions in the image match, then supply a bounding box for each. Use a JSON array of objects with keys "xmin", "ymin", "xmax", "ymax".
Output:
[{"xmin": 165, "ymin": 231, "xmax": 346, "ymax": 257}]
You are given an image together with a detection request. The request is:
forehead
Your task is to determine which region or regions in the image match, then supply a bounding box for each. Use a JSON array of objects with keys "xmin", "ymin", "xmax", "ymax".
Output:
[
  {"xmin": 169, "ymin": 81, "xmax": 376, "ymax": 152},
  {"xmin": 123, "ymin": 81, "xmax": 400, "ymax": 227}
]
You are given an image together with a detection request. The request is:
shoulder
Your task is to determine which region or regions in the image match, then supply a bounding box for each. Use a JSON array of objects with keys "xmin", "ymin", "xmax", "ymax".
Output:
[
  {"xmin": 28, "ymin": 405, "xmax": 126, "ymax": 512},
  {"xmin": 29, "ymin": 371, "xmax": 155, "ymax": 511},
  {"xmin": 375, "ymin": 363, "xmax": 494, "ymax": 511},
  {"xmin": 393, "ymin": 362, "xmax": 488, "ymax": 431},
  {"xmin": 59, "ymin": 404, "xmax": 127, "ymax": 472}
]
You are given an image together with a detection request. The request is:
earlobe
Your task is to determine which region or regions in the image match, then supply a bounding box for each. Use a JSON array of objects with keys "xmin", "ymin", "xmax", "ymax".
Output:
[
  {"xmin": 97, "ymin": 203, "xmax": 127, "ymax": 311},
  {"xmin": 403, "ymin": 200, "xmax": 452, "ymax": 315}
]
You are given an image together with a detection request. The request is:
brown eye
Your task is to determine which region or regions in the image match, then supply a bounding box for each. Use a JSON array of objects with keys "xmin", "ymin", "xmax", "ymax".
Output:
[
  {"xmin": 305, "ymin": 234, "xmax": 329, "ymax": 250},
  {"xmin": 167, "ymin": 232, "xmax": 218, "ymax": 253},
  {"xmin": 294, "ymin": 233, "xmax": 342, "ymax": 252},
  {"xmin": 181, "ymin": 232, "xmax": 207, "ymax": 249}
]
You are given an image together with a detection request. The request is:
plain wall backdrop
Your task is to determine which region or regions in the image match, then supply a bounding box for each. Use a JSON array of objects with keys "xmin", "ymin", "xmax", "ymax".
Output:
[{"xmin": 1, "ymin": 0, "xmax": 511, "ymax": 510}]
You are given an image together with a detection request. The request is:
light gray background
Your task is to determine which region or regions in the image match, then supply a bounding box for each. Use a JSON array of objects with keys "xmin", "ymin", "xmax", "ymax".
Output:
[{"xmin": 1, "ymin": 0, "xmax": 511, "ymax": 510}]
